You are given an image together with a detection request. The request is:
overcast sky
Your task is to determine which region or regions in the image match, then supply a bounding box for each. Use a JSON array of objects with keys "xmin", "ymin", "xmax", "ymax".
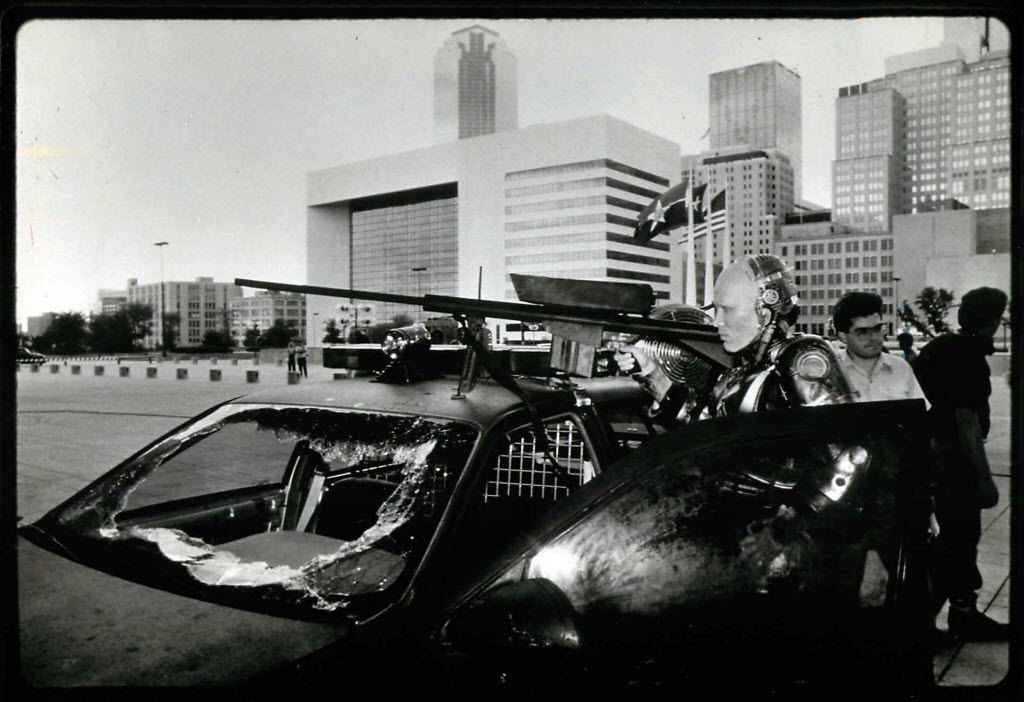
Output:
[{"xmin": 15, "ymin": 17, "xmax": 950, "ymax": 325}]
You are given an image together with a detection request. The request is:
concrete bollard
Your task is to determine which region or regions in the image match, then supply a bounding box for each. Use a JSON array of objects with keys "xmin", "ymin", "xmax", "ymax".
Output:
[
  {"xmin": 147, "ymin": 367, "xmax": 158, "ymax": 378},
  {"xmin": 50, "ymin": 364, "xmax": 60, "ymax": 374},
  {"xmin": 333, "ymin": 372, "xmax": 347, "ymax": 380},
  {"xmin": 30, "ymin": 364, "xmax": 39, "ymax": 373},
  {"xmin": 277, "ymin": 359, "xmax": 284, "ymax": 367},
  {"xmin": 119, "ymin": 366, "xmax": 130, "ymax": 377},
  {"xmin": 71, "ymin": 365, "xmax": 81, "ymax": 375},
  {"xmin": 231, "ymin": 358, "xmax": 238, "ymax": 366},
  {"xmin": 94, "ymin": 366, "xmax": 104, "ymax": 376},
  {"xmin": 192, "ymin": 357, "xmax": 199, "ymax": 365},
  {"xmin": 211, "ymin": 357, "xmax": 218, "ymax": 365},
  {"xmin": 287, "ymin": 371, "xmax": 300, "ymax": 385},
  {"xmin": 177, "ymin": 368, "xmax": 188, "ymax": 380},
  {"xmin": 174, "ymin": 357, "xmax": 180, "ymax": 364},
  {"xmin": 246, "ymin": 370, "xmax": 259, "ymax": 383},
  {"xmin": 210, "ymin": 369, "xmax": 222, "ymax": 382}
]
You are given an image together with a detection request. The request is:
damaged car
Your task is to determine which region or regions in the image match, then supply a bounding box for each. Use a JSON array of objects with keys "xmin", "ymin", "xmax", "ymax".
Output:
[{"xmin": 20, "ymin": 368, "xmax": 936, "ymax": 693}]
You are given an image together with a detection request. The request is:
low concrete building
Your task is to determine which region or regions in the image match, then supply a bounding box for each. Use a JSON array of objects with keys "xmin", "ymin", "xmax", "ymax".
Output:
[
  {"xmin": 230, "ymin": 291, "xmax": 307, "ymax": 345},
  {"xmin": 892, "ymin": 207, "xmax": 1010, "ymax": 324}
]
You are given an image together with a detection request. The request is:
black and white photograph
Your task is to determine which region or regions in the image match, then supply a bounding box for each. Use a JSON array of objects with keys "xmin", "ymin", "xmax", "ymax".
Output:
[{"xmin": 7, "ymin": 10, "xmax": 1018, "ymax": 696}]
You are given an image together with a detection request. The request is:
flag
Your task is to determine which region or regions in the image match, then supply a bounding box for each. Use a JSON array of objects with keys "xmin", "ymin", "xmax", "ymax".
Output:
[
  {"xmin": 683, "ymin": 187, "xmax": 726, "ymax": 242},
  {"xmin": 634, "ymin": 181, "xmax": 706, "ymax": 244}
]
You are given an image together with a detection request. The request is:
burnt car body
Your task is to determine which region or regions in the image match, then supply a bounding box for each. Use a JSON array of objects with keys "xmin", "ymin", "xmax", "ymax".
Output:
[{"xmin": 21, "ymin": 370, "xmax": 935, "ymax": 693}]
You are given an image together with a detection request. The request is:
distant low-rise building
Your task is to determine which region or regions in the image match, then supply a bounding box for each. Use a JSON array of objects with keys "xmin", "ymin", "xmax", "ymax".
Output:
[
  {"xmin": 230, "ymin": 291, "xmax": 307, "ymax": 345},
  {"xmin": 892, "ymin": 207, "xmax": 1010, "ymax": 319},
  {"xmin": 94, "ymin": 288, "xmax": 128, "ymax": 315},
  {"xmin": 127, "ymin": 277, "xmax": 241, "ymax": 349},
  {"xmin": 776, "ymin": 213, "xmax": 895, "ymax": 336},
  {"xmin": 27, "ymin": 313, "xmax": 56, "ymax": 337}
]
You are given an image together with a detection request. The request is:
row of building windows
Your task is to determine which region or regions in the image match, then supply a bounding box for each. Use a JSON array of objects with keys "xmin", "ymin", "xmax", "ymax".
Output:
[{"xmin": 505, "ymin": 159, "xmax": 669, "ymax": 188}]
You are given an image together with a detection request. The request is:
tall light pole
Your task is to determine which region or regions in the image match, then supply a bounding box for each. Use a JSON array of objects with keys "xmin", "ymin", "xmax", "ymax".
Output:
[
  {"xmin": 893, "ymin": 276, "xmax": 902, "ymax": 336},
  {"xmin": 154, "ymin": 241, "xmax": 169, "ymax": 357},
  {"xmin": 313, "ymin": 312, "xmax": 320, "ymax": 347},
  {"xmin": 412, "ymin": 266, "xmax": 427, "ymax": 322}
]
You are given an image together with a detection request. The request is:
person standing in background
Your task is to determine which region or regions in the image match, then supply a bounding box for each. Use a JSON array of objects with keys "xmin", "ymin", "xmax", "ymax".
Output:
[
  {"xmin": 296, "ymin": 341, "xmax": 308, "ymax": 378},
  {"xmin": 914, "ymin": 287, "xmax": 1008, "ymax": 641}
]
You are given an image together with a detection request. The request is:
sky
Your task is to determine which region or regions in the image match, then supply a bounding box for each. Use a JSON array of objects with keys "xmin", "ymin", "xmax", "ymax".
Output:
[{"xmin": 15, "ymin": 16, "xmax": 951, "ymax": 326}]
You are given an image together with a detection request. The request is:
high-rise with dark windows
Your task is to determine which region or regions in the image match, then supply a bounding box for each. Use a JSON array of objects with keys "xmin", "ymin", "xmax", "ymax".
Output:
[
  {"xmin": 434, "ymin": 25, "xmax": 517, "ymax": 143},
  {"xmin": 709, "ymin": 61, "xmax": 803, "ymax": 199}
]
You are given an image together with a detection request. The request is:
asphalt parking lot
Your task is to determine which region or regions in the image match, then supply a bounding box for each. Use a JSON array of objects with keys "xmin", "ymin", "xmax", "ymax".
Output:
[{"xmin": 14, "ymin": 358, "xmax": 1013, "ymax": 687}]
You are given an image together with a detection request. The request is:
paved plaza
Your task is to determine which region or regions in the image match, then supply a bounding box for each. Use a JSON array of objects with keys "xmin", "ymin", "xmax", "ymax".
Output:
[{"xmin": 14, "ymin": 357, "xmax": 1013, "ymax": 687}]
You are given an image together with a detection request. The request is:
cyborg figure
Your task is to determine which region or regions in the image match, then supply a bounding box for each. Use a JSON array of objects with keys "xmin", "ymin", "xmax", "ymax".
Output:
[{"xmin": 621, "ymin": 254, "xmax": 871, "ymax": 593}]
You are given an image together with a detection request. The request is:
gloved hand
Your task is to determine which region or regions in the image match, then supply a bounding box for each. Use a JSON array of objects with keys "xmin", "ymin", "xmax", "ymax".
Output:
[
  {"xmin": 739, "ymin": 505, "xmax": 814, "ymax": 594},
  {"xmin": 612, "ymin": 344, "xmax": 653, "ymax": 376}
]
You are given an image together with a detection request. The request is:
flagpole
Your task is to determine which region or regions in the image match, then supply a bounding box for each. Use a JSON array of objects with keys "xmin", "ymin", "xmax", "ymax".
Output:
[
  {"xmin": 722, "ymin": 184, "xmax": 731, "ymax": 268},
  {"xmin": 685, "ymin": 166, "xmax": 696, "ymax": 305},
  {"xmin": 703, "ymin": 184, "xmax": 713, "ymax": 307}
]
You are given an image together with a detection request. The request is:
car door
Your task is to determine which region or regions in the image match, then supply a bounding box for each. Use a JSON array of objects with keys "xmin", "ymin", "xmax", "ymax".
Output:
[{"xmin": 438, "ymin": 399, "xmax": 934, "ymax": 691}]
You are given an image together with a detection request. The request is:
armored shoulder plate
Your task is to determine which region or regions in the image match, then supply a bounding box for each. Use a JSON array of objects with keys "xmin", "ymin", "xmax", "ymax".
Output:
[{"xmin": 771, "ymin": 334, "xmax": 853, "ymax": 407}]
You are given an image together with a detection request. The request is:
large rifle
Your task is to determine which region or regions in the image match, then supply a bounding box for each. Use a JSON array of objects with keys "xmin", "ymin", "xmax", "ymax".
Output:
[{"xmin": 234, "ymin": 275, "xmax": 731, "ymax": 397}]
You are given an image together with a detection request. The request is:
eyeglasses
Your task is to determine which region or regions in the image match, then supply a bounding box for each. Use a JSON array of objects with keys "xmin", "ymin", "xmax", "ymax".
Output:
[{"xmin": 849, "ymin": 323, "xmax": 886, "ymax": 339}]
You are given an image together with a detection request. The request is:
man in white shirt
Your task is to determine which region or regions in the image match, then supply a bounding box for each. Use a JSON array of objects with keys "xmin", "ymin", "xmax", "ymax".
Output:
[{"xmin": 832, "ymin": 292, "xmax": 927, "ymax": 406}]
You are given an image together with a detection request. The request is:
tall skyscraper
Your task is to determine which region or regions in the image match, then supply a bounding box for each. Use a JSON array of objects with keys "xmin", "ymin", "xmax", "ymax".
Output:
[
  {"xmin": 709, "ymin": 61, "xmax": 802, "ymax": 198},
  {"xmin": 434, "ymin": 25, "xmax": 517, "ymax": 143},
  {"xmin": 833, "ymin": 42, "xmax": 1010, "ymax": 229}
]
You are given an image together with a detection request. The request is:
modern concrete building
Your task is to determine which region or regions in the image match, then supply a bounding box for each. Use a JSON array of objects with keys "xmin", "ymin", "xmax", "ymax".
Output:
[
  {"xmin": 307, "ymin": 114, "xmax": 681, "ymax": 341},
  {"xmin": 229, "ymin": 291, "xmax": 307, "ymax": 345},
  {"xmin": 127, "ymin": 277, "xmax": 241, "ymax": 350},
  {"xmin": 833, "ymin": 41, "xmax": 1010, "ymax": 228},
  {"xmin": 434, "ymin": 25, "xmax": 517, "ymax": 143},
  {"xmin": 709, "ymin": 61, "xmax": 802, "ymax": 198},
  {"xmin": 93, "ymin": 288, "xmax": 127, "ymax": 315},
  {"xmin": 776, "ymin": 214, "xmax": 896, "ymax": 336},
  {"xmin": 892, "ymin": 208, "xmax": 1010, "ymax": 321}
]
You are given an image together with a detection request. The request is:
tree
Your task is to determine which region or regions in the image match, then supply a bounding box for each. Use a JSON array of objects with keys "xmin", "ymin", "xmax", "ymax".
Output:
[
  {"xmin": 243, "ymin": 327, "xmax": 261, "ymax": 350},
  {"xmin": 202, "ymin": 328, "xmax": 235, "ymax": 351},
  {"xmin": 162, "ymin": 312, "xmax": 181, "ymax": 352},
  {"xmin": 916, "ymin": 287, "xmax": 955, "ymax": 335},
  {"xmin": 40, "ymin": 312, "xmax": 88, "ymax": 354},
  {"xmin": 259, "ymin": 319, "xmax": 299, "ymax": 348},
  {"xmin": 88, "ymin": 312, "xmax": 133, "ymax": 352},
  {"xmin": 322, "ymin": 318, "xmax": 343, "ymax": 344},
  {"xmin": 122, "ymin": 302, "xmax": 153, "ymax": 350}
]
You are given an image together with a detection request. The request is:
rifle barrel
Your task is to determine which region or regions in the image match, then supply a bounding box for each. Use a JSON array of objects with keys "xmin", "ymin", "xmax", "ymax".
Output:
[{"xmin": 235, "ymin": 278, "xmax": 722, "ymax": 342}]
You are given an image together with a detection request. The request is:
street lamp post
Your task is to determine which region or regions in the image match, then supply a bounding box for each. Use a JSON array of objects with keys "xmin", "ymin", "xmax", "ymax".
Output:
[
  {"xmin": 412, "ymin": 266, "xmax": 427, "ymax": 322},
  {"xmin": 154, "ymin": 241, "xmax": 169, "ymax": 357},
  {"xmin": 892, "ymin": 276, "xmax": 902, "ymax": 335}
]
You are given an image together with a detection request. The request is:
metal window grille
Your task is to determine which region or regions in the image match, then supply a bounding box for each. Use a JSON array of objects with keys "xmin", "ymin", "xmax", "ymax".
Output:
[{"xmin": 485, "ymin": 419, "xmax": 594, "ymax": 502}]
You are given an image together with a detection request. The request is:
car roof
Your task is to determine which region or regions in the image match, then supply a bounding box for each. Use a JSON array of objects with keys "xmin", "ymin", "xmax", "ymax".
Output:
[{"xmin": 226, "ymin": 375, "xmax": 646, "ymax": 428}]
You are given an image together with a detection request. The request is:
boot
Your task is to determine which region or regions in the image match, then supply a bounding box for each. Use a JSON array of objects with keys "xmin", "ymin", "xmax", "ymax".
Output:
[{"xmin": 947, "ymin": 605, "xmax": 1009, "ymax": 641}]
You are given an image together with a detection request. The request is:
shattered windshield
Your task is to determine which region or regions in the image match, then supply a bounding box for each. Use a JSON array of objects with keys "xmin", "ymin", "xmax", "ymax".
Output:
[{"xmin": 54, "ymin": 404, "xmax": 478, "ymax": 614}]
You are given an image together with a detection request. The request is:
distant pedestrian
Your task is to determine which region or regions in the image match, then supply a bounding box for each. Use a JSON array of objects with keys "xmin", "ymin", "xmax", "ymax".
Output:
[
  {"xmin": 897, "ymin": 332, "xmax": 918, "ymax": 366},
  {"xmin": 286, "ymin": 341, "xmax": 297, "ymax": 373},
  {"xmin": 296, "ymin": 341, "xmax": 308, "ymax": 378}
]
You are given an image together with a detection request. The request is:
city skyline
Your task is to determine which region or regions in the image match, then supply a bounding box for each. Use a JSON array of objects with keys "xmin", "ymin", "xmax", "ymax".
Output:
[{"xmin": 16, "ymin": 17, "xmax": 957, "ymax": 325}]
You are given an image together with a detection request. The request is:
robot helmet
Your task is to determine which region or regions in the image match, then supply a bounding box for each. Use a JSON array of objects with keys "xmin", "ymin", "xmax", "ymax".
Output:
[{"xmin": 742, "ymin": 253, "xmax": 800, "ymax": 325}]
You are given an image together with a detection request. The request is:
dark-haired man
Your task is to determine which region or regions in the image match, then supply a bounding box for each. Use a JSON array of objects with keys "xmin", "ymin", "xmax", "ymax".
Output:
[
  {"xmin": 832, "ymin": 292, "xmax": 926, "ymax": 405},
  {"xmin": 914, "ymin": 287, "xmax": 1008, "ymax": 641}
]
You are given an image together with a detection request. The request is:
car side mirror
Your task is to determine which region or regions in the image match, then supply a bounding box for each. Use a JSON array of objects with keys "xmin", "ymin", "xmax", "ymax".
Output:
[{"xmin": 442, "ymin": 578, "xmax": 582, "ymax": 651}]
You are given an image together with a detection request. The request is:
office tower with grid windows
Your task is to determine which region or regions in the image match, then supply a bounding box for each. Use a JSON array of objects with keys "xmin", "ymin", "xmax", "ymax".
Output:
[
  {"xmin": 833, "ymin": 40, "xmax": 1010, "ymax": 230},
  {"xmin": 434, "ymin": 25, "xmax": 517, "ymax": 143},
  {"xmin": 127, "ymin": 277, "xmax": 241, "ymax": 350},
  {"xmin": 307, "ymin": 115, "xmax": 680, "ymax": 342},
  {"xmin": 709, "ymin": 61, "xmax": 803, "ymax": 199}
]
